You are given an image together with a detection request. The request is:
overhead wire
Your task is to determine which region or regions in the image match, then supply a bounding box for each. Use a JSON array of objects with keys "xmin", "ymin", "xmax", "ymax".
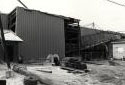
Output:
[{"xmin": 107, "ymin": 0, "xmax": 125, "ymax": 7}]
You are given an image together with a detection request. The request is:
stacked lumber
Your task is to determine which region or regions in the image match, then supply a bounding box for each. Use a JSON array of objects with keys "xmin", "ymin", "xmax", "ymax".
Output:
[{"xmin": 61, "ymin": 57, "xmax": 87, "ymax": 70}]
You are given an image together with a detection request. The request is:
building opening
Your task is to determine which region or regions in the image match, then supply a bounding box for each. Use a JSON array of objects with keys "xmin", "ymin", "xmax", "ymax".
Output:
[{"xmin": 7, "ymin": 45, "xmax": 14, "ymax": 62}]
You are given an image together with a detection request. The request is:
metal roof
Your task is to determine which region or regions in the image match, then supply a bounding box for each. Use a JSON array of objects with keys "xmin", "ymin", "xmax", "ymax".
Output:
[
  {"xmin": 15, "ymin": 6, "xmax": 80, "ymax": 22},
  {"xmin": 1, "ymin": 30, "xmax": 23, "ymax": 42},
  {"xmin": 111, "ymin": 39, "xmax": 125, "ymax": 44},
  {"xmin": 81, "ymin": 27, "xmax": 123, "ymax": 49}
]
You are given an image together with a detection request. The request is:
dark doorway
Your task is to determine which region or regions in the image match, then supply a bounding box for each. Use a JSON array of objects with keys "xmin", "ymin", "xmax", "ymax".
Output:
[
  {"xmin": 7, "ymin": 45, "xmax": 14, "ymax": 62},
  {"xmin": 54, "ymin": 57, "xmax": 60, "ymax": 66}
]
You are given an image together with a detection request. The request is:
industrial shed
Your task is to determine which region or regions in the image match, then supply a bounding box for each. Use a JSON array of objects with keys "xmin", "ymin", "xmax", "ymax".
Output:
[
  {"xmin": 80, "ymin": 27, "xmax": 125, "ymax": 61},
  {"xmin": 112, "ymin": 39, "xmax": 125, "ymax": 60},
  {"xmin": 4, "ymin": 7, "xmax": 80, "ymax": 63}
]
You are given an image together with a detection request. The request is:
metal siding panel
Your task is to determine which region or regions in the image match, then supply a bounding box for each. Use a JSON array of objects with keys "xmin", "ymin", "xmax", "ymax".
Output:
[
  {"xmin": 1, "ymin": 14, "xmax": 8, "ymax": 29},
  {"xmin": 0, "ymin": 14, "xmax": 8, "ymax": 61},
  {"xmin": 16, "ymin": 7, "xmax": 65, "ymax": 63}
]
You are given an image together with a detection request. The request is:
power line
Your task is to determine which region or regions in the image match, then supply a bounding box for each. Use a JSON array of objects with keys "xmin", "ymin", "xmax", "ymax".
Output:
[
  {"xmin": 92, "ymin": 22, "xmax": 95, "ymax": 29},
  {"xmin": 17, "ymin": 0, "xmax": 28, "ymax": 9},
  {"xmin": 107, "ymin": 0, "xmax": 125, "ymax": 7}
]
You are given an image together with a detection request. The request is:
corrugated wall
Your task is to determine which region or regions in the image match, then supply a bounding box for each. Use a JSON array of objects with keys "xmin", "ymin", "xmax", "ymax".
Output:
[
  {"xmin": 0, "ymin": 14, "xmax": 8, "ymax": 61},
  {"xmin": 1, "ymin": 14, "xmax": 8, "ymax": 29},
  {"xmin": 81, "ymin": 27, "xmax": 121, "ymax": 49},
  {"xmin": 15, "ymin": 7, "xmax": 65, "ymax": 63},
  {"xmin": 81, "ymin": 27, "xmax": 101, "ymax": 36}
]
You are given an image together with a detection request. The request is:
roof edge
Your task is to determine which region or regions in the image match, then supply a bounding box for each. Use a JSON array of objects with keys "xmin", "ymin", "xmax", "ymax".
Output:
[{"xmin": 15, "ymin": 6, "xmax": 80, "ymax": 21}]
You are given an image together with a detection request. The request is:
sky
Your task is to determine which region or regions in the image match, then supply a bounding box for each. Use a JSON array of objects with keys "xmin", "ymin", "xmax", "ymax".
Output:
[{"xmin": 0, "ymin": 0, "xmax": 125, "ymax": 32}]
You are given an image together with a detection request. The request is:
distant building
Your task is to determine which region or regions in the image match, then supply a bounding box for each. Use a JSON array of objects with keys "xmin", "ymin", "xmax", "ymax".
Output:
[
  {"xmin": 80, "ymin": 27, "xmax": 125, "ymax": 61},
  {"xmin": 112, "ymin": 39, "xmax": 125, "ymax": 59}
]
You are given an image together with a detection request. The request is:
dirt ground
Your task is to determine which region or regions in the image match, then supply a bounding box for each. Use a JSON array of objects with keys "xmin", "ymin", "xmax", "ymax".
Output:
[
  {"xmin": 0, "ymin": 61, "xmax": 125, "ymax": 85},
  {"xmin": 27, "ymin": 61, "xmax": 125, "ymax": 85},
  {"xmin": 0, "ymin": 64, "xmax": 25, "ymax": 85}
]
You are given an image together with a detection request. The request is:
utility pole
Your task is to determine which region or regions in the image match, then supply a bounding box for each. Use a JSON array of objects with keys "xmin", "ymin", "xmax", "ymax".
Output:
[
  {"xmin": 0, "ymin": 14, "xmax": 10, "ymax": 69},
  {"xmin": 107, "ymin": 0, "xmax": 125, "ymax": 7},
  {"xmin": 92, "ymin": 22, "xmax": 95, "ymax": 29}
]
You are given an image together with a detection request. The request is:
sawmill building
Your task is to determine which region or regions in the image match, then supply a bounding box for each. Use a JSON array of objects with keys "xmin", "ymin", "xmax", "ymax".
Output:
[{"xmin": 0, "ymin": 7, "xmax": 80, "ymax": 63}]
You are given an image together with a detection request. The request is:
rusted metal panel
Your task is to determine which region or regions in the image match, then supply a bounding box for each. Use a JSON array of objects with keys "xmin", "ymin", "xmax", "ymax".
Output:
[{"xmin": 15, "ymin": 7, "xmax": 65, "ymax": 63}]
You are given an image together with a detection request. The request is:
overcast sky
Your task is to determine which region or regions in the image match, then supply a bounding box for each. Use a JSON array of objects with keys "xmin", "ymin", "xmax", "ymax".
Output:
[{"xmin": 0, "ymin": 0, "xmax": 125, "ymax": 32}]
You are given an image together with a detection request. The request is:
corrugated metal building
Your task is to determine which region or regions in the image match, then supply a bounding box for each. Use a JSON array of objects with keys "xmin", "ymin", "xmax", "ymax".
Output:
[
  {"xmin": 80, "ymin": 27, "xmax": 125, "ymax": 61},
  {"xmin": 4, "ymin": 7, "xmax": 80, "ymax": 63}
]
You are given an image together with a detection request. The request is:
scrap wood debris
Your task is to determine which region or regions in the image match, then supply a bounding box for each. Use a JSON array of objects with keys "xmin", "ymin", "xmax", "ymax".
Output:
[
  {"xmin": 108, "ymin": 60, "xmax": 121, "ymax": 66},
  {"xmin": 0, "ymin": 64, "xmax": 25, "ymax": 85},
  {"xmin": 36, "ymin": 69, "xmax": 52, "ymax": 73},
  {"xmin": 0, "ymin": 61, "xmax": 125, "ymax": 85},
  {"xmin": 61, "ymin": 66, "xmax": 90, "ymax": 73},
  {"xmin": 61, "ymin": 57, "xmax": 87, "ymax": 70}
]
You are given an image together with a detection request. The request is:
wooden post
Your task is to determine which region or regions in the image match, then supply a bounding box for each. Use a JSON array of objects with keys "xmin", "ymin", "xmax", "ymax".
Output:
[{"xmin": 78, "ymin": 21, "xmax": 81, "ymax": 58}]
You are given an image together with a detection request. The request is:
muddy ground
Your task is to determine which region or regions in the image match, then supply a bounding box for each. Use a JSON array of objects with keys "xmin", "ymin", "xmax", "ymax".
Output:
[{"xmin": 0, "ymin": 61, "xmax": 125, "ymax": 85}]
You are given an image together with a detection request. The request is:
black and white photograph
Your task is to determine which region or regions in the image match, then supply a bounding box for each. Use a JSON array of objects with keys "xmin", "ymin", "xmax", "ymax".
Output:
[{"xmin": 0, "ymin": 0, "xmax": 125, "ymax": 85}]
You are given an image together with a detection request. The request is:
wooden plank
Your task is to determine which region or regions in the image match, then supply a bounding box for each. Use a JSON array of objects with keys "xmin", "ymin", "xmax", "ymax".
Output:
[
  {"xmin": 61, "ymin": 66, "xmax": 85, "ymax": 73},
  {"xmin": 36, "ymin": 69, "xmax": 52, "ymax": 73}
]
